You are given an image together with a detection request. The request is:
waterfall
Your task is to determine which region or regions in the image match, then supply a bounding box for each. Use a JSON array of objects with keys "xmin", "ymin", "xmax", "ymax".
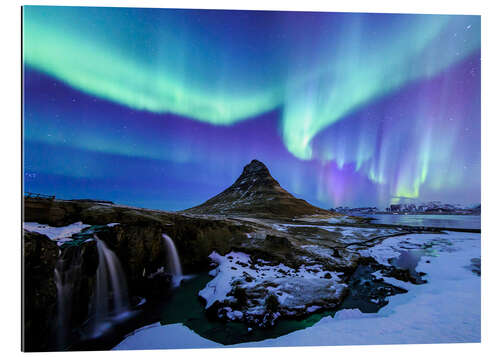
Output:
[
  {"xmin": 90, "ymin": 236, "xmax": 130, "ymax": 337},
  {"xmin": 52, "ymin": 235, "xmax": 132, "ymax": 347},
  {"xmin": 162, "ymin": 233, "xmax": 183, "ymax": 286},
  {"xmin": 54, "ymin": 246, "xmax": 84, "ymax": 349}
]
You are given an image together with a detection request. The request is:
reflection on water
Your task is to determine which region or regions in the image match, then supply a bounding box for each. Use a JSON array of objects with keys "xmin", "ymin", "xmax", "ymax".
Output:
[
  {"xmin": 391, "ymin": 250, "xmax": 423, "ymax": 271},
  {"xmin": 360, "ymin": 214, "xmax": 480, "ymax": 230},
  {"xmin": 389, "ymin": 250, "xmax": 429, "ymax": 284}
]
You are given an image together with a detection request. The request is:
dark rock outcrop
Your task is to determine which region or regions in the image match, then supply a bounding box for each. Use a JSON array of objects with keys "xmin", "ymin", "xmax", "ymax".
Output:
[
  {"xmin": 105, "ymin": 223, "xmax": 167, "ymax": 297},
  {"xmin": 56, "ymin": 240, "xmax": 99, "ymax": 336},
  {"xmin": 24, "ymin": 199, "xmax": 84, "ymax": 227},
  {"xmin": 24, "ymin": 197, "xmax": 175, "ymax": 227},
  {"xmin": 23, "ymin": 230, "xmax": 59, "ymax": 351},
  {"xmin": 24, "ymin": 197, "xmax": 254, "ymax": 275},
  {"xmin": 163, "ymin": 215, "xmax": 250, "ymax": 273}
]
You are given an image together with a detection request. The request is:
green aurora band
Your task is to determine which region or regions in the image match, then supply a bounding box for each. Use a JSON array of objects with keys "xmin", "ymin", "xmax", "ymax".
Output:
[{"xmin": 22, "ymin": 7, "xmax": 481, "ymax": 205}]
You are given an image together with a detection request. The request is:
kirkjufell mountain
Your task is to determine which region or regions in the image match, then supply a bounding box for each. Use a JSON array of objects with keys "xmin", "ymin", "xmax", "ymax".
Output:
[{"xmin": 185, "ymin": 159, "xmax": 336, "ymax": 218}]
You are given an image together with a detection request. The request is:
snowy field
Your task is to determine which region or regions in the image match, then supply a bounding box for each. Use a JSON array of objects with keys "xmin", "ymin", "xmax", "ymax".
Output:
[{"xmin": 114, "ymin": 231, "xmax": 480, "ymax": 350}]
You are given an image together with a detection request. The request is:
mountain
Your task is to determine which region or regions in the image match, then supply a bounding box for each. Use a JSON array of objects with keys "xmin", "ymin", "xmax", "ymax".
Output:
[
  {"xmin": 387, "ymin": 201, "xmax": 481, "ymax": 214},
  {"xmin": 185, "ymin": 159, "xmax": 337, "ymax": 218}
]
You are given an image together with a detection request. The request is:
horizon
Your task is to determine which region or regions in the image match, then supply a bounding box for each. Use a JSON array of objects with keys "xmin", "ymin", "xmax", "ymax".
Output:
[
  {"xmin": 23, "ymin": 157, "xmax": 480, "ymax": 212},
  {"xmin": 23, "ymin": 7, "xmax": 480, "ymax": 211}
]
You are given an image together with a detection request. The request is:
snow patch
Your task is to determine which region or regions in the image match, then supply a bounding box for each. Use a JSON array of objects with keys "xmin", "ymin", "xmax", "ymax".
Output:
[
  {"xmin": 333, "ymin": 308, "xmax": 367, "ymax": 320},
  {"xmin": 113, "ymin": 323, "xmax": 220, "ymax": 350},
  {"xmin": 199, "ymin": 251, "xmax": 346, "ymax": 317},
  {"xmin": 24, "ymin": 221, "xmax": 90, "ymax": 245}
]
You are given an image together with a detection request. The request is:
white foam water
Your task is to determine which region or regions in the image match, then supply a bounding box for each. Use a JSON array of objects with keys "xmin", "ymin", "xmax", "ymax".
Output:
[{"xmin": 162, "ymin": 234, "xmax": 183, "ymax": 287}]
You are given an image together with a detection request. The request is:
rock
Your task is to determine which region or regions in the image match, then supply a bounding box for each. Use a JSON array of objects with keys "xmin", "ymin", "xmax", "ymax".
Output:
[
  {"xmin": 264, "ymin": 235, "xmax": 293, "ymax": 249},
  {"xmin": 163, "ymin": 215, "xmax": 249, "ymax": 272},
  {"xmin": 265, "ymin": 294, "xmax": 280, "ymax": 312},
  {"xmin": 57, "ymin": 241, "xmax": 99, "ymax": 331},
  {"xmin": 23, "ymin": 230, "xmax": 59, "ymax": 351},
  {"xmin": 142, "ymin": 271, "xmax": 173, "ymax": 298},
  {"xmin": 469, "ymin": 258, "xmax": 481, "ymax": 276},
  {"xmin": 103, "ymin": 223, "xmax": 166, "ymax": 297},
  {"xmin": 24, "ymin": 199, "xmax": 83, "ymax": 227},
  {"xmin": 233, "ymin": 286, "xmax": 249, "ymax": 307}
]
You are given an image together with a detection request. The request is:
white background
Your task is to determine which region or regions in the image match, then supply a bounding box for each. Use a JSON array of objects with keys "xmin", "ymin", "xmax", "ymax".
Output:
[{"xmin": 1, "ymin": 1, "xmax": 498, "ymax": 356}]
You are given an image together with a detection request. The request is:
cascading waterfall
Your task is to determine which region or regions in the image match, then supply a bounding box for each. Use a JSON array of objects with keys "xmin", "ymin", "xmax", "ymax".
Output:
[
  {"xmin": 90, "ymin": 236, "xmax": 130, "ymax": 337},
  {"xmin": 54, "ymin": 248, "xmax": 84, "ymax": 349},
  {"xmin": 53, "ymin": 235, "xmax": 131, "ymax": 344},
  {"xmin": 162, "ymin": 233, "xmax": 183, "ymax": 286}
]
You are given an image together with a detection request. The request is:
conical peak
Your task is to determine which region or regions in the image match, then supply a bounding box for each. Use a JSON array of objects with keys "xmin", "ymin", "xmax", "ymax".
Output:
[
  {"xmin": 242, "ymin": 159, "xmax": 270, "ymax": 176},
  {"xmin": 185, "ymin": 158, "xmax": 336, "ymax": 218}
]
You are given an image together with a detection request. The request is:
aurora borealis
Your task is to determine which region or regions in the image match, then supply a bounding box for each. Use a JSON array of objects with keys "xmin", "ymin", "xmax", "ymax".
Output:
[{"xmin": 22, "ymin": 6, "xmax": 481, "ymax": 210}]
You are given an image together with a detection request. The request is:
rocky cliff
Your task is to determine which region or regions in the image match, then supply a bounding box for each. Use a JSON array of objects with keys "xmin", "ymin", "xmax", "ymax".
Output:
[{"xmin": 23, "ymin": 231, "xmax": 60, "ymax": 351}]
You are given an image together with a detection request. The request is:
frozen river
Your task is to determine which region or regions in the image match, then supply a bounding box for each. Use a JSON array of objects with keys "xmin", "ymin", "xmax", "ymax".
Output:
[{"xmin": 359, "ymin": 214, "xmax": 480, "ymax": 230}]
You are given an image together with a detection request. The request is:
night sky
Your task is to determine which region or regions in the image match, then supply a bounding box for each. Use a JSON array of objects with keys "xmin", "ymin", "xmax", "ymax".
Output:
[{"xmin": 22, "ymin": 6, "xmax": 481, "ymax": 211}]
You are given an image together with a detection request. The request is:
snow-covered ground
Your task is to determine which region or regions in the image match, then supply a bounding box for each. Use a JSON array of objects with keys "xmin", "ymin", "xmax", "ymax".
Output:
[
  {"xmin": 298, "ymin": 216, "xmax": 358, "ymax": 224},
  {"xmin": 356, "ymin": 231, "xmax": 461, "ymax": 265},
  {"xmin": 274, "ymin": 223, "xmax": 378, "ymax": 234},
  {"xmin": 113, "ymin": 231, "xmax": 480, "ymax": 349},
  {"xmin": 23, "ymin": 221, "xmax": 90, "ymax": 246},
  {"xmin": 241, "ymin": 231, "xmax": 481, "ymax": 347},
  {"xmin": 198, "ymin": 251, "xmax": 346, "ymax": 323},
  {"xmin": 113, "ymin": 322, "xmax": 220, "ymax": 350},
  {"xmin": 273, "ymin": 223, "xmax": 397, "ymax": 244}
]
